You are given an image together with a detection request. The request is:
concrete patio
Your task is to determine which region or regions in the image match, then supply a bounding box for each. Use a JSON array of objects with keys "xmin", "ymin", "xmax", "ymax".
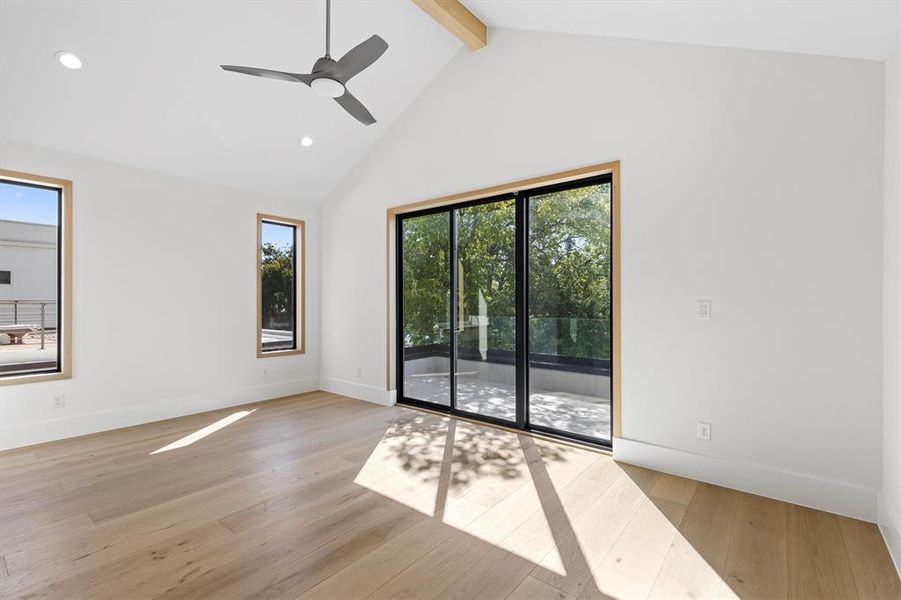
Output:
[{"xmin": 403, "ymin": 373, "xmax": 611, "ymax": 441}]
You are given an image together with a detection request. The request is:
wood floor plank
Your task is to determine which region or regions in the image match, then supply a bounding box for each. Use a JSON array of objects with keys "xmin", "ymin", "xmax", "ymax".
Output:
[
  {"xmin": 723, "ymin": 493, "xmax": 789, "ymax": 600},
  {"xmin": 648, "ymin": 482, "xmax": 741, "ymax": 599},
  {"xmin": 592, "ymin": 496, "xmax": 687, "ymax": 599},
  {"xmin": 1, "ymin": 392, "xmax": 897, "ymax": 599},
  {"xmin": 838, "ymin": 516, "xmax": 901, "ymax": 599},
  {"xmin": 154, "ymin": 493, "xmax": 418, "ymax": 599},
  {"xmin": 530, "ymin": 462, "xmax": 657, "ymax": 596},
  {"xmin": 297, "ymin": 513, "xmax": 466, "ymax": 600},
  {"xmin": 507, "ymin": 575, "xmax": 571, "ymax": 600},
  {"xmin": 649, "ymin": 472, "xmax": 698, "ymax": 505},
  {"xmin": 786, "ymin": 504, "xmax": 859, "ymax": 599}
]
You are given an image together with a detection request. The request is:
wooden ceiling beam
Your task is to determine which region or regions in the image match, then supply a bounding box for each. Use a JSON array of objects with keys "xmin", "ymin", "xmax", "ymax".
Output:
[{"xmin": 412, "ymin": 0, "xmax": 487, "ymax": 50}]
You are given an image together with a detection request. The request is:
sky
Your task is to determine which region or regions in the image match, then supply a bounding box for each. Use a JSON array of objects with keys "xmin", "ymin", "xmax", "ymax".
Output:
[
  {"xmin": 262, "ymin": 220, "xmax": 295, "ymax": 251},
  {"xmin": 0, "ymin": 181, "xmax": 59, "ymax": 225}
]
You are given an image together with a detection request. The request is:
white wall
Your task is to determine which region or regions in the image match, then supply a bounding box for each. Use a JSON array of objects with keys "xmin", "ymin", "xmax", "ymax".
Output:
[
  {"xmin": 321, "ymin": 30, "xmax": 885, "ymax": 520},
  {"xmin": 880, "ymin": 2, "xmax": 901, "ymax": 574},
  {"xmin": 0, "ymin": 139, "xmax": 320, "ymax": 449}
]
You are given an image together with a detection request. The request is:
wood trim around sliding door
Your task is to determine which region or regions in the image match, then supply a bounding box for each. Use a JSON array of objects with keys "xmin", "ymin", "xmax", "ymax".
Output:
[{"xmin": 386, "ymin": 160, "xmax": 622, "ymax": 438}]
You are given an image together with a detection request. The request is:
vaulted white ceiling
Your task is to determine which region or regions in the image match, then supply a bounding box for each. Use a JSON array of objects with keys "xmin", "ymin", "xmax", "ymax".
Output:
[
  {"xmin": 0, "ymin": 1, "xmax": 462, "ymax": 201},
  {"xmin": 470, "ymin": 0, "xmax": 898, "ymax": 62},
  {"xmin": 1, "ymin": 1, "xmax": 896, "ymax": 202}
]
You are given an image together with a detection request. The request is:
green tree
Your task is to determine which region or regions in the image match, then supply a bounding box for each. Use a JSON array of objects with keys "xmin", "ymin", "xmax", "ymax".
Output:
[
  {"xmin": 402, "ymin": 212, "xmax": 450, "ymax": 347},
  {"xmin": 261, "ymin": 242, "xmax": 294, "ymax": 330},
  {"xmin": 401, "ymin": 182, "xmax": 611, "ymax": 360}
]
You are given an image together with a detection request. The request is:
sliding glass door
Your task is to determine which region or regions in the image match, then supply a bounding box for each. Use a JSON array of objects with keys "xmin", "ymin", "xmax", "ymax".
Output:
[
  {"xmin": 454, "ymin": 198, "xmax": 517, "ymax": 423},
  {"xmin": 397, "ymin": 175, "xmax": 613, "ymax": 447},
  {"xmin": 527, "ymin": 181, "xmax": 612, "ymax": 443},
  {"xmin": 400, "ymin": 211, "xmax": 451, "ymax": 407}
]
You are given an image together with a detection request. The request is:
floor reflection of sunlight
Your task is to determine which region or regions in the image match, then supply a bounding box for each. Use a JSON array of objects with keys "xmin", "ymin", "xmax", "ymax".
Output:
[
  {"xmin": 149, "ymin": 409, "xmax": 257, "ymax": 455},
  {"xmin": 647, "ymin": 529, "xmax": 739, "ymax": 599},
  {"xmin": 353, "ymin": 411, "xmax": 741, "ymax": 595},
  {"xmin": 590, "ymin": 495, "xmax": 739, "ymax": 600},
  {"xmin": 353, "ymin": 414, "xmax": 583, "ymax": 576}
]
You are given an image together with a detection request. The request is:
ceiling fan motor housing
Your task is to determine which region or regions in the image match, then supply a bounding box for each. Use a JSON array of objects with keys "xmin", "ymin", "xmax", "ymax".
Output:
[{"xmin": 310, "ymin": 56, "xmax": 346, "ymax": 97}]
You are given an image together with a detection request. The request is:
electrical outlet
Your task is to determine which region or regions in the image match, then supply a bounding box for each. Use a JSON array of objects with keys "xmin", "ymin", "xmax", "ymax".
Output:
[
  {"xmin": 261, "ymin": 368, "xmax": 268, "ymax": 379},
  {"xmin": 50, "ymin": 393, "xmax": 65, "ymax": 409},
  {"xmin": 356, "ymin": 367, "xmax": 362, "ymax": 379},
  {"xmin": 697, "ymin": 300, "xmax": 712, "ymax": 320},
  {"xmin": 697, "ymin": 421, "xmax": 711, "ymax": 441}
]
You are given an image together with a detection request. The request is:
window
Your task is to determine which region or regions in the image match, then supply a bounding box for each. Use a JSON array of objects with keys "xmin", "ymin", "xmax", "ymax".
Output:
[
  {"xmin": 257, "ymin": 214, "xmax": 304, "ymax": 356},
  {"xmin": 0, "ymin": 170, "xmax": 72, "ymax": 384},
  {"xmin": 396, "ymin": 171, "xmax": 616, "ymax": 447}
]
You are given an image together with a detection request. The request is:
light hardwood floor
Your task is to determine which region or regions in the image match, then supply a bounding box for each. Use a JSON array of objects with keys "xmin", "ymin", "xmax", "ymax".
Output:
[{"xmin": 1, "ymin": 391, "xmax": 898, "ymax": 599}]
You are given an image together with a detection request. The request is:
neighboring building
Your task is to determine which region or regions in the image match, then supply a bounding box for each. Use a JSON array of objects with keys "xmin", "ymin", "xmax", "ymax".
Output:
[{"xmin": 0, "ymin": 219, "xmax": 58, "ymax": 335}]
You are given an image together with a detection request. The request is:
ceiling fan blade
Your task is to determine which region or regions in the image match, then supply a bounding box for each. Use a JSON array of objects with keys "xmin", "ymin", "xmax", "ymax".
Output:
[
  {"xmin": 333, "ymin": 35, "xmax": 388, "ymax": 82},
  {"xmin": 220, "ymin": 65, "xmax": 312, "ymax": 85},
  {"xmin": 335, "ymin": 90, "xmax": 376, "ymax": 126}
]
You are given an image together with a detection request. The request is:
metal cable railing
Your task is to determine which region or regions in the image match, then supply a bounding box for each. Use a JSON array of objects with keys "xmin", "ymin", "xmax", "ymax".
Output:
[{"xmin": 0, "ymin": 300, "xmax": 57, "ymax": 350}]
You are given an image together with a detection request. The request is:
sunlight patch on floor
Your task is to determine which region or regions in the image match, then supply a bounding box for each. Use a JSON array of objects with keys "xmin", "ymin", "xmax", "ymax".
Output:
[
  {"xmin": 352, "ymin": 415, "xmax": 449, "ymax": 515},
  {"xmin": 150, "ymin": 409, "xmax": 257, "ymax": 455},
  {"xmin": 590, "ymin": 495, "xmax": 738, "ymax": 600},
  {"xmin": 646, "ymin": 529, "xmax": 739, "ymax": 599},
  {"xmin": 352, "ymin": 412, "xmax": 741, "ymax": 592},
  {"xmin": 353, "ymin": 414, "xmax": 571, "ymax": 575}
]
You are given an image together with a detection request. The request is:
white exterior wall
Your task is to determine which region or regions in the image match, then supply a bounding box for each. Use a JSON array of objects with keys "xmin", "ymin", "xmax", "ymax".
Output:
[
  {"xmin": 0, "ymin": 220, "xmax": 58, "ymax": 302},
  {"xmin": 0, "ymin": 220, "xmax": 59, "ymax": 333}
]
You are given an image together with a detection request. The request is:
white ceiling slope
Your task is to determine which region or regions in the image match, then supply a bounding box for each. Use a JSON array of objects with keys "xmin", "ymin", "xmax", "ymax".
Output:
[
  {"xmin": 0, "ymin": 1, "xmax": 461, "ymax": 201},
  {"xmin": 469, "ymin": 0, "xmax": 898, "ymax": 62},
  {"xmin": 1, "ymin": 2, "xmax": 896, "ymax": 202}
]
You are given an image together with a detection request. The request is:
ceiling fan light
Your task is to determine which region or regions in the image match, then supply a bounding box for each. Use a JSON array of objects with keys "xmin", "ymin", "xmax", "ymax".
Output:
[{"xmin": 311, "ymin": 77, "xmax": 345, "ymax": 98}]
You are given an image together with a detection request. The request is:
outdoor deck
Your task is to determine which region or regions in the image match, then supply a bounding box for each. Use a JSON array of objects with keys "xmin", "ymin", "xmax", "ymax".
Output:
[
  {"xmin": 0, "ymin": 334, "xmax": 57, "ymax": 373},
  {"xmin": 403, "ymin": 374, "xmax": 611, "ymax": 441}
]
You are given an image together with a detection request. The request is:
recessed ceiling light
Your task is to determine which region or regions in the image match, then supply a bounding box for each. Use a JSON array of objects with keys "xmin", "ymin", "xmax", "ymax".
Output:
[
  {"xmin": 300, "ymin": 136, "xmax": 314, "ymax": 147},
  {"xmin": 54, "ymin": 51, "xmax": 84, "ymax": 70}
]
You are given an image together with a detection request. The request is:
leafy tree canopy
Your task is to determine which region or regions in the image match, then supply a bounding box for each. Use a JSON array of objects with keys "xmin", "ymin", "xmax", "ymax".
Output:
[
  {"xmin": 402, "ymin": 183, "xmax": 611, "ymax": 360},
  {"xmin": 261, "ymin": 242, "xmax": 294, "ymax": 330}
]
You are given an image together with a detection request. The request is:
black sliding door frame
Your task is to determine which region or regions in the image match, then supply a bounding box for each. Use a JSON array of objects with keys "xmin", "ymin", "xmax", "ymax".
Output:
[{"xmin": 396, "ymin": 174, "xmax": 614, "ymax": 449}]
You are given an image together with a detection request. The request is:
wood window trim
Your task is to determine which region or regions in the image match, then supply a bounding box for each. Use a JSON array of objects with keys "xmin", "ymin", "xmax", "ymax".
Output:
[
  {"xmin": 257, "ymin": 213, "xmax": 306, "ymax": 358},
  {"xmin": 385, "ymin": 160, "xmax": 622, "ymax": 438},
  {"xmin": 0, "ymin": 168, "xmax": 73, "ymax": 386}
]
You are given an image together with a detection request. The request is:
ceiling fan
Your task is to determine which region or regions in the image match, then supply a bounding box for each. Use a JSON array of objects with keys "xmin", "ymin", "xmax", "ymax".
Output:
[{"xmin": 220, "ymin": 0, "xmax": 387, "ymax": 126}]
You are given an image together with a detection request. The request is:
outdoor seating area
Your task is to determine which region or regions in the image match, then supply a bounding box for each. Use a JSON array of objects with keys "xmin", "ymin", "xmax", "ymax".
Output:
[{"xmin": 0, "ymin": 324, "xmax": 35, "ymax": 344}]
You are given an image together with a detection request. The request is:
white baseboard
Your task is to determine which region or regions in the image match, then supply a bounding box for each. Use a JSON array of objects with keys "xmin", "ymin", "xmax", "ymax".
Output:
[
  {"xmin": 613, "ymin": 437, "xmax": 878, "ymax": 522},
  {"xmin": 0, "ymin": 376, "xmax": 320, "ymax": 451},
  {"xmin": 320, "ymin": 377, "xmax": 394, "ymax": 407},
  {"xmin": 878, "ymin": 492, "xmax": 901, "ymax": 576}
]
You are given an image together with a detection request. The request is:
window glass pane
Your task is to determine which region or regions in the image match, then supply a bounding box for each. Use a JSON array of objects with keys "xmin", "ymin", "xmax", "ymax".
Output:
[
  {"xmin": 0, "ymin": 180, "xmax": 61, "ymax": 376},
  {"xmin": 401, "ymin": 211, "xmax": 451, "ymax": 406},
  {"xmin": 260, "ymin": 221, "xmax": 296, "ymax": 352},
  {"xmin": 455, "ymin": 199, "xmax": 516, "ymax": 421},
  {"xmin": 528, "ymin": 182, "xmax": 612, "ymax": 441}
]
